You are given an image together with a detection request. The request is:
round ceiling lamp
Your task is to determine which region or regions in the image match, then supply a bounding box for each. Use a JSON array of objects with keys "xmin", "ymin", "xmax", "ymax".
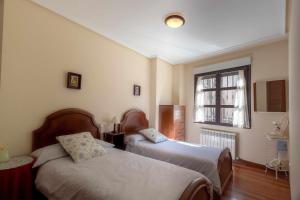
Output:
[{"xmin": 165, "ymin": 14, "xmax": 185, "ymax": 28}]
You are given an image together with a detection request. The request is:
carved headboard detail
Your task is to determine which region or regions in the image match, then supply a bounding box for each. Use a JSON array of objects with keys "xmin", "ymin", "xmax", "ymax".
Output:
[
  {"xmin": 120, "ymin": 109, "xmax": 149, "ymax": 135},
  {"xmin": 32, "ymin": 108, "xmax": 100, "ymax": 150}
]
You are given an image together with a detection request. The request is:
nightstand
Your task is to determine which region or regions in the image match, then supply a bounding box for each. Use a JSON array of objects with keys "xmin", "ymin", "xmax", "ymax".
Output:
[
  {"xmin": 103, "ymin": 132, "xmax": 125, "ymax": 150},
  {"xmin": 0, "ymin": 156, "xmax": 34, "ymax": 200}
]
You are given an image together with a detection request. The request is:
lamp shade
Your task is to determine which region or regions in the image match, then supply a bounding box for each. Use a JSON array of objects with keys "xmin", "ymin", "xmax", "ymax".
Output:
[
  {"xmin": 0, "ymin": 146, "xmax": 10, "ymax": 163},
  {"xmin": 112, "ymin": 116, "xmax": 119, "ymax": 124}
]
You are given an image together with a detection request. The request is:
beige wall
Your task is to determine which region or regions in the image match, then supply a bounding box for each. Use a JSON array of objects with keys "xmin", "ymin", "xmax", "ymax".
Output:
[
  {"xmin": 149, "ymin": 58, "xmax": 158, "ymax": 128},
  {"xmin": 156, "ymin": 58, "xmax": 173, "ymax": 105},
  {"xmin": 182, "ymin": 40, "xmax": 289, "ymax": 164},
  {"xmin": 0, "ymin": 0, "xmax": 152, "ymax": 156},
  {"xmin": 256, "ymin": 81, "xmax": 267, "ymax": 111},
  {"xmin": 149, "ymin": 57, "xmax": 174, "ymax": 128},
  {"xmin": 172, "ymin": 64, "xmax": 185, "ymax": 105},
  {"xmin": 289, "ymin": 0, "xmax": 300, "ymax": 198},
  {"xmin": 0, "ymin": 0, "xmax": 3, "ymax": 80}
]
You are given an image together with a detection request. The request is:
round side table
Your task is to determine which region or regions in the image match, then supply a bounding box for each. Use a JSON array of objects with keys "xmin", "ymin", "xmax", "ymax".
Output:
[{"xmin": 0, "ymin": 156, "xmax": 34, "ymax": 200}]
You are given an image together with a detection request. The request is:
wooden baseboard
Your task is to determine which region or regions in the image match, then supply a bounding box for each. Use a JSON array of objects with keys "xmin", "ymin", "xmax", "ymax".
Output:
[
  {"xmin": 233, "ymin": 159, "xmax": 265, "ymax": 170},
  {"xmin": 233, "ymin": 159, "xmax": 290, "ymax": 180}
]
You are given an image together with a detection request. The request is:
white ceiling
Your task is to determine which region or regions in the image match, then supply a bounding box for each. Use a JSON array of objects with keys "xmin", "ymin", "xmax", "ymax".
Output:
[{"xmin": 31, "ymin": 0, "xmax": 286, "ymax": 64}]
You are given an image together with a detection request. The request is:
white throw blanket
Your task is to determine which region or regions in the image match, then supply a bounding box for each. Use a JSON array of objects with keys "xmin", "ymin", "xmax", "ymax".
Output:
[{"xmin": 36, "ymin": 148, "xmax": 212, "ymax": 200}]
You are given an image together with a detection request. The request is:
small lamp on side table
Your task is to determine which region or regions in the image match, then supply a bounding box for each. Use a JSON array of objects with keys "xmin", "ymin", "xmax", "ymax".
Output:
[
  {"xmin": 112, "ymin": 116, "xmax": 122, "ymax": 133},
  {"xmin": 0, "ymin": 146, "xmax": 10, "ymax": 163}
]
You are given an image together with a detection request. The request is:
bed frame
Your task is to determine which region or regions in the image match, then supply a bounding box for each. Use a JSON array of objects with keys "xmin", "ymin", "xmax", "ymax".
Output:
[
  {"xmin": 121, "ymin": 109, "xmax": 233, "ymax": 196},
  {"xmin": 32, "ymin": 108, "xmax": 101, "ymax": 150},
  {"xmin": 32, "ymin": 108, "xmax": 212, "ymax": 200}
]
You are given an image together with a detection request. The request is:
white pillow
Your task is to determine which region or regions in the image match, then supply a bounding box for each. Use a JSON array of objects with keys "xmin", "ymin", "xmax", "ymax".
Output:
[
  {"xmin": 57, "ymin": 132, "xmax": 106, "ymax": 162},
  {"xmin": 31, "ymin": 143, "xmax": 68, "ymax": 168},
  {"xmin": 95, "ymin": 139, "xmax": 115, "ymax": 148},
  {"xmin": 139, "ymin": 128, "xmax": 167, "ymax": 143},
  {"xmin": 124, "ymin": 134, "xmax": 146, "ymax": 144}
]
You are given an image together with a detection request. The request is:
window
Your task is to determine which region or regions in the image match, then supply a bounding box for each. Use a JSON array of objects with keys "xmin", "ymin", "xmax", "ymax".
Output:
[{"xmin": 194, "ymin": 65, "xmax": 251, "ymax": 128}]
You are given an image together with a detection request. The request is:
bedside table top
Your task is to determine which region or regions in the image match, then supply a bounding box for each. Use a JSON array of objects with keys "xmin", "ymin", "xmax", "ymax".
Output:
[
  {"xmin": 0, "ymin": 156, "xmax": 33, "ymax": 170},
  {"xmin": 104, "ymin": 132, "xmax": 124, "ymax": 135}
]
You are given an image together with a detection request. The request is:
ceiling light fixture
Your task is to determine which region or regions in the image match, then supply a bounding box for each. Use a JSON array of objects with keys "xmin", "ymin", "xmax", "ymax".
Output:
[{"xmin": 165, "ymin": 14, "xmax": 185, "ymax": 28}]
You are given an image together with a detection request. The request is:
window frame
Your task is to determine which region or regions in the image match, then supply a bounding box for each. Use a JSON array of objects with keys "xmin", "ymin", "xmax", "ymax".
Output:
[{"xmin": 194, "ymin": 65, "xmax": 251, "ymax": 128}]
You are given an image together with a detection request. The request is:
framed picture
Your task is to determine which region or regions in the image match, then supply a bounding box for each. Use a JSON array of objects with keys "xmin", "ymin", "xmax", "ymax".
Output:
[
  {"xmin": 133, "ymin": 84, "xmax": 141, "ymax": 96},
  {"xmin": 67, "ymin": 72, "xmax": 81, "ymax": 89}
]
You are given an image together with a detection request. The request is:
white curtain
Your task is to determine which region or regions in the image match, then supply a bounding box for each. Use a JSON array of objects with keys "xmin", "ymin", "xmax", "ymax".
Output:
[
  {"xmin": 233, "ymin": 70, "xmax": 250, "ymax": 128},
  {"xmin": 194, "ymin": 76, "xmax": 205, "ymax": 122}
]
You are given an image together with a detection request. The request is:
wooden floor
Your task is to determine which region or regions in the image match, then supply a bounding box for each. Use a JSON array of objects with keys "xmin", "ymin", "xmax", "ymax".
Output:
[{"xmin": 221, "ymin": 162, "xmax": 290, "ymax": 200}]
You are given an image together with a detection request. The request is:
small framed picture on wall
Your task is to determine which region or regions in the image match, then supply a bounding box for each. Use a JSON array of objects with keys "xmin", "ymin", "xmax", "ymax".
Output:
[
  {"xmin": 133, "ymin": 84, "xmax": 141, "ymax": 96},
  {"xmin": 67, "ymin": 72, "xmax": 81, "ymax": 89}
]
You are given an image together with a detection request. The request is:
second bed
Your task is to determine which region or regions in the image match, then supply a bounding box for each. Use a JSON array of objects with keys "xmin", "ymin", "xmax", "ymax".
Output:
[{"xmin": 121, "ymin": 109, "xmax": 233, "ymax": 195}]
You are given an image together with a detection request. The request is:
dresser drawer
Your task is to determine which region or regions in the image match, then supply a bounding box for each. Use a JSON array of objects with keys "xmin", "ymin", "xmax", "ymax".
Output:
[
  {"xmin": 175, "ymin": 122, "xmax": 185, "ymax": 131},
  {"xmin": 175, "ymin": 127, "xmax": 184, "ymax": 134},
  {"xmin": 174, "ymin": 117, "xmax": 184, "ymax": 123},
  {"xmin": 159, "ymin": 105, "xmax": 185, "ymax": 141},
  {"xmin": 174, "ymin": 109, "xmax": 185, "ymax": 121},
  {"xmin": 174, "ymin": 126, "xmax": 185, "ymax": 138},
  {"xmin": 175, "ymin": 135, "xmax": 185, "ymax": 141}
]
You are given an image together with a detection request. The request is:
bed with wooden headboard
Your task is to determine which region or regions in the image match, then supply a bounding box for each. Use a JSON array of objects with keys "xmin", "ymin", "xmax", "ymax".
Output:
[
  {"xmin": 121, "ymin": 109, "xmax": 233, "ymax": 196},
  {"xmin": 32, "ymin": 108, "xmax": 101, "ymax": 150},
  {"xmin": 32, "ymin": 108, "xmax": 212, "ymax": 200}
]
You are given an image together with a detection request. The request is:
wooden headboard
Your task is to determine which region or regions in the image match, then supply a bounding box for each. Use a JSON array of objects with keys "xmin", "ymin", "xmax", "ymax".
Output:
[
  {"xmin": 32, "ymin": 108, "xmax": 101, "ymax": 150},
  {"xmin": 120, "ymin": 109, "xmax": 149, "ymax": 135}
]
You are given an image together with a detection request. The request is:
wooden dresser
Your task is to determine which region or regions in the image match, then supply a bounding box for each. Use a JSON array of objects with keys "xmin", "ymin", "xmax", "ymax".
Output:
[{"xmin": 159, "ymin": 105, "xmax": 185, "ymax": 141}]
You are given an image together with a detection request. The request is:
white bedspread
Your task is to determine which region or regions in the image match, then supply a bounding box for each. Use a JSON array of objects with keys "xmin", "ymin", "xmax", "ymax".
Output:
[
  {"xmin": 126, "ymin": 139, "xmax": 222, "ymax": 193},
  {"xmin": 36, "ymin": 148, "xmax": 211, "ymax": 200}
]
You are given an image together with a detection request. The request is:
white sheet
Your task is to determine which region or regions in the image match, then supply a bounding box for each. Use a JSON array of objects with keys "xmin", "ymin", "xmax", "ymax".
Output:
[
  {"xmin": 36, "ymin": 148, "xmax": 212, "ymax": 200},
  {"xmin": 126, "ymin": 139, "xmax": 222, "ymax": 193}
]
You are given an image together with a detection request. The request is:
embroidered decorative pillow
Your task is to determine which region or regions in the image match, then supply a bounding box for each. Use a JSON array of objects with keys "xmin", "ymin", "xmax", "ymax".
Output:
[
  {"xmin": 139, "ymin": 128, "xmax": 167, "ymax": 143},
  {"xmin": 56, "ymin": 132, "xmax": 106, "ymax": 162}
]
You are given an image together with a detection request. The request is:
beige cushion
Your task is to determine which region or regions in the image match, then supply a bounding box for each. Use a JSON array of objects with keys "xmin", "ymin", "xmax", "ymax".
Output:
[
  {"xmin": 124, "ymin": 134, "xmax": 146, "ymax": 144},
  {"xmin": 139, "ymin": 128, "xmax": 167, "ymax": 143},
  {"xmin": 31, "ymin": 143, "xmax": 68, "ymax": 168},
  {"xmin": 57, "ymin": 132, "xmax": 106, "ymax": 162}
]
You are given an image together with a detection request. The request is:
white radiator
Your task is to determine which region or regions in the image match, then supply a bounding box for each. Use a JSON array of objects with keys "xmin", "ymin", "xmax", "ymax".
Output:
[{"xmin": 200, "ymin": 128, "xmax": 237, "ymax": 160}]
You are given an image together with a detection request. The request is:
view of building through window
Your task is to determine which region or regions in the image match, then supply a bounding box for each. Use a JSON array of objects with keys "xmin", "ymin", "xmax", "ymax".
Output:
[{"xmin": 194, "ymin": 65, "xmax": 251, "ymax": 127}]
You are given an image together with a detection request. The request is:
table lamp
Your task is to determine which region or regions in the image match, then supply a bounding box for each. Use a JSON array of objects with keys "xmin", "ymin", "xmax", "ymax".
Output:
[
  {"xmin": 0, "ymin": 146, "xmax": 10, "ymax": 163},
  {"xmin": 112, "ymin": 116, "xmax": 119, "ymax": 133}
]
